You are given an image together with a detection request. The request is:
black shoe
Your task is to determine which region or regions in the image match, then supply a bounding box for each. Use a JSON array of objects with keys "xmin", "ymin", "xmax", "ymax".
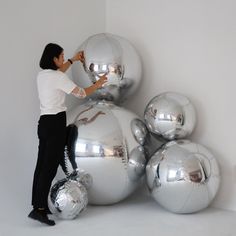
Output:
[
  {"xmin": 45, "ymin": 208, "xmax": 52, "ymax": 215},
  {"xmin": 45, "ymin": 207, "xmax": 52, "ymax": 215},
  {"xmin": 28, "ymin": 209, "xmax": 55, "ymax": 226}
]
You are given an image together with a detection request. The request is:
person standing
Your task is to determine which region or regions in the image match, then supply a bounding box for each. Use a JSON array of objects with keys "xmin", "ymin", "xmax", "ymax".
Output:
[{"xmin": 28, "ymin": 43, "xmax": 107, "ymax": 226}]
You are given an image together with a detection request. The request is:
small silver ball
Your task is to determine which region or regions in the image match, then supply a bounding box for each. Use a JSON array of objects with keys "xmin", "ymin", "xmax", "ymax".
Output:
[
  {"xmin": 48, "ymin": 178, "xmax": 88, "ymax": 219},
  {"xmin": 131, "ymin": 118, "xmax": 149, "ymax": 145}
]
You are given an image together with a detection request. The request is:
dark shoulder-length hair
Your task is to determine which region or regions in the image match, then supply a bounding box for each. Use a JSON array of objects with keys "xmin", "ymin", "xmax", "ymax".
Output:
[{"xmin": 39, "ymin": 43, "xmax": 63, "ymax": 70}]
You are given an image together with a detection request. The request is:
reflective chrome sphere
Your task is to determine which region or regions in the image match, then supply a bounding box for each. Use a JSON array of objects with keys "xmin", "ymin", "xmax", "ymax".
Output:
[
  {"xmin": 59, "ymin": 100, "xmax": 146, "ymax": 205},
  {"xmin": 48, "ymin": 178, "xmax": 88, "ymax": 219},
  {"xmin": 66, "ymin": 168, "xmax": 93, "ymax": 190},
  {"xmin": 72, "ymin": 33, "xmax": 142, "ymax": 104},
  {"xmin": 144, "ymin": 92, "xmax": 196, "ymax": 140},
  {"xmin": 146, "ymin": 140, "xmax": 220, "ymax": 213},
  {"xmin": 131, "ymin": 118, "xmax": 149, "ymax": 145}
]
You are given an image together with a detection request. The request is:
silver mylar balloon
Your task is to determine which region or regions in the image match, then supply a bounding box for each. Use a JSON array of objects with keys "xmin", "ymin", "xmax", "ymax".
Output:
[
  {"xmin": 128, "ymin": 146, "xmax": 147, "ymax": 181},
  {"xmin": 131, "ymin": 118, "xmax": 149, "ymax": 145},
  {"xmin": 57, "ymin": 100, "xmax": 147, "ymax": 205},
  {"xmin": 48, "ymin": 178, "xmax": 88, "ymax": 220},
  {"xmin": 67, "ymin": 168, "xmax": 93, "ymax": 190},
  {"xmin": 130, "ymin": 118, "xmax": 167, "ymax": 161},
  {"xmin": 146, "ymin": 140, "xmax": 220, "ymax": 213},
  {"xmin": 72, "ymin": 33, "xmax": 142, "ymax": 104},
  {"xmin": 144, "ymin": 92, "xmax": 196, "ymax": 140},
  {"xmin": 76, "ymin": 169, "xmax": 93, "ymax": 190}
]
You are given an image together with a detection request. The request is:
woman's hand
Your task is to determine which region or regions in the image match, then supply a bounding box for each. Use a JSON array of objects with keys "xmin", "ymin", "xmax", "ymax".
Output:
[
  {"xmin": 71, "ymin": 51, "xmax": 85, "ymax": 63},
  {"xmin": 61, "ymin": 51, "xmax": 85, "ymax": 72},
  {"xmin": 81, "ymin": 73, "xmax": 108, "ymax": 97},
  {"xmin": 96, "ymin": 74, "xmax": 108, "ymax": 89}
]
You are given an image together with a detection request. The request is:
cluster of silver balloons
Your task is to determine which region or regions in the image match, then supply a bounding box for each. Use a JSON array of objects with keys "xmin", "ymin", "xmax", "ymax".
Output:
[
  {"xmin": 50, "ymin": 33, "xmax": 145, "ymax": 220},
  {"xmin": 144, "ymin": 92, "xmax": 220, "ymax": 213},
  {"xmin": 50, "ymin": 33, "xmax": 220, "ymax": 220}
]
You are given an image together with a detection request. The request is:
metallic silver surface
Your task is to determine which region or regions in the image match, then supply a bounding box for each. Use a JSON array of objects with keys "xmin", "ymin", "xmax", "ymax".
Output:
[
  {"xmin": 48, "ymin": 179, "xmax": 88, "ymax": 220},
  {"xmin": 144, "ymin": 92, "xmax": 196, "ymax": 140},
  {"xmin": 146, "ymin": 140, "xmax": 220, "ymax": 213},
  {"xmin": 128, "ymin": 146, "xmax": 147, "ymax": 181},
  {"xmin": 58, "ymin": 100, "xmax": 146, "ymax": 205},
  {"xmin": 77, "ymin": 169, "xmax": 93, "ymax": 190},
  {"xmin": 131, "ymin": 118, "xmax": 149, "ymax": 145},
  {"xmin": 143, "ymin": 133, "xmax": 167, "ymax": 161},
  {"xmin": 67, "ymin": 168, "xmax": 93, "ymax": 190},
  {"xmin": 72, "ymin": 33, "xmax": 142, "ymax": 104}
]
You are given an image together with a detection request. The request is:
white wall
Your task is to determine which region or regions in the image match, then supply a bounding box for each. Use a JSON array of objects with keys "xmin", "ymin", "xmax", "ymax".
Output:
[
  {"xmin": 0, "ymin": 0, "xmax": 106, "ymax": 217},
  {"xmin": 106, "ymin": 0, "xmax": 236, "ymax": 211}
]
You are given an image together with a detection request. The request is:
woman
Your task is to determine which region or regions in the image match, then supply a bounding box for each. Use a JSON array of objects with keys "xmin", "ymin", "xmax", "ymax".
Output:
[{"xmin": 28, "ymin": 43, "xmax": 107, "ymax": 226}]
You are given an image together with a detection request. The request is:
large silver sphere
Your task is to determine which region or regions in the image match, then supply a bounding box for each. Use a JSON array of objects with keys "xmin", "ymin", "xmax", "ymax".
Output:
[
  {"xmin": 48, "ymin": 178, "xmax": 88, "ymax": 220},
  {"xmin": 146, "ymin": 140, "xmax": 220, "ymax": 213},
  {"xmin": 72, "ymin": 33, "xmax": 142, "ymax": 104},
  {"xmin": 144, "ymin": 92, "xmax": 196, "ymax": 140},
  {"xmin": 59, "ymin": 100, "xmax": 147, "ymax": 205}
]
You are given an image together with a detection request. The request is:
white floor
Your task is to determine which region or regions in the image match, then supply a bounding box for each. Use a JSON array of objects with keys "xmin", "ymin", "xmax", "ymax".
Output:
[{"xmin": 1, "ymin": 187, "xmax": 236, "ymax": 236}]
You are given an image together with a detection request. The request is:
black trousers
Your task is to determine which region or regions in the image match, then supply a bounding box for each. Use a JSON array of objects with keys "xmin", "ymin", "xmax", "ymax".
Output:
[{"xmin": 31, "ymin": 111, "xmax": 66, "ymax": 209}]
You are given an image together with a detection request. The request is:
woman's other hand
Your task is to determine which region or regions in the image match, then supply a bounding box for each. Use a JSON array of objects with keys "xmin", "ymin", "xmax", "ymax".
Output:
[{"xmin": 96, "ymin": 74, "xmax": 108, "ymax": 89}]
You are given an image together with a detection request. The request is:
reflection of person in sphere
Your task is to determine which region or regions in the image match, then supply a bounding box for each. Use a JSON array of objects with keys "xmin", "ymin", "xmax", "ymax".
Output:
[
  {"xmin": 148, "ymin": 107, "xmax": 157, "ymax": 119},
  {"xmin": 77, "ymin": 111, "xmax": 105, "ymax": 126},
  {"xmin": 89, "ymin": 63, "xmax": 95, "ymax": 72},
  {"xmin": 74, "ymin": 105, "xmax": 105, "ymax": 126},
  {"xmin": 28, "ymin": 43, "xmax": 107, "ymax": 226},
  {"xmin": 73, "ymin": 105, "xmax": 105, "ymax": 126},
  {"xmin": 88, "ymin": 63, "xmax": 97, "ymax": 84}
]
